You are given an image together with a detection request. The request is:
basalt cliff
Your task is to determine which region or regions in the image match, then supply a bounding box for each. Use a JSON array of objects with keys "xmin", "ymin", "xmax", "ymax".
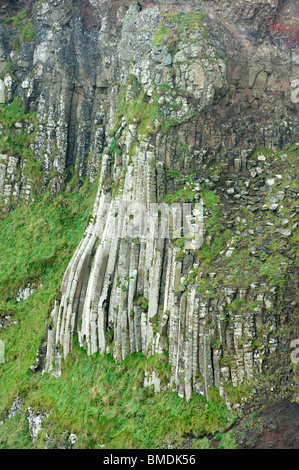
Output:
[{"xmin": 0, "ymin": 0, "xmax": 298, "ymax": 449}]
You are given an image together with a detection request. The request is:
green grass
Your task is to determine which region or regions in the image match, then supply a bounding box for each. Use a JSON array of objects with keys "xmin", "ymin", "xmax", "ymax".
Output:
[
  {"xmin": 152, "ymin": 12, "xmax": 205, "ymax": 51},
  {"xmin": 2, "ymin": 11, "xmax": 35, "ymax": 46},
  {"xmin": 163, "ymin": 186, "xmax": 196, "ymax": 203},
  {"xmin": 2, "ymin": 12, "xmax": 27, "ymax": 28},
  {"xmin": 0, "ymin": 413, "xmax": 33, "ymax": 449},
  {"xmin": 0, "ymin": 61, "xmax": 14, "ymax": 79},
  {"xmin": 0, "ymin": 98, "xmax": 43, "ymax": 210},
  {"xmin": 1, "ymin": 346, "xmax": 235, "ymax": 449},
  {"xmin": 0, "ymin": 97, "xmax": 36, "ymax": 158},
  {"xmin": 111, "ymin": 72, "xmax": 195, "ymax": 144},
  {"xmin": 115, "ymin": 75, "xmax": 162, "ymax": 137},
  {"xmin": 0, "ymin": 182, "xmax": 98, "ymax": 415}
]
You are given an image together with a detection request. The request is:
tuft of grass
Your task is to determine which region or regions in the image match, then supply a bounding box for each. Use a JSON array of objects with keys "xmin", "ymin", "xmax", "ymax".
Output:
[
  {"xmin": 0, "ymin": 97, "xmax": 37, "ymax": 157},
  {"xmin": 152, "ymin": 12, "xmax": 205, "ymax": 51},
  {"xmin": 1, "ymin": 345, "xmax": 234, "ymax": 449},
  {"xmin": 2, "ymin": 11, "xmax": 35, "ymax": 47}
]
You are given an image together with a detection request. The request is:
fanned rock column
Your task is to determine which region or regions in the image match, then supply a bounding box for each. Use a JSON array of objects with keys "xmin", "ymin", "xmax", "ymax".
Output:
[{"xmin": 42, "ymin": 2, "xmax": 299, "ymax": 403}]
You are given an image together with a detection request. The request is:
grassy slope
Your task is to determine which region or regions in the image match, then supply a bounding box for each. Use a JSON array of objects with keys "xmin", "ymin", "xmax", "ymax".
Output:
[
  {"xmin": 0, "ymin": 179, "xmax": 237, "ymax": 450},
  {"xmin": 30, "ymin": 348, "xmax": 236, "ymax": 449},
  {"xmin": 0, "ymin": 183, "xmax": 98, "ymax": 443}
]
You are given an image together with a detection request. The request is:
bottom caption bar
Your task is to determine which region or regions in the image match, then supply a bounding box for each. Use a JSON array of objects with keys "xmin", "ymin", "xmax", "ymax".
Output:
[{"xmin": 102, "ymin": 452, "xmax": 196, "ymax": 466}]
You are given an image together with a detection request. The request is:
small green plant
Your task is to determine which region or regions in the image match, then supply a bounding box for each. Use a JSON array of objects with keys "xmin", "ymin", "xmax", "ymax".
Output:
[
  {"xmin": 9, "ymin": 37, "xmax": 20, "ymax": 52},
  {"xmin": 2, "ymin": 11, "xmax": 27, "ymax": 28},
  {"xmin": 135, "ymin": 296, "xmax": 148, "ymax": 310},
  {"xmin": 109, "ymin": 139, "xmax": 118, "ymax": 155},
  {"xmin": 3, "ymin": 11, "xmax": 35, "ymax": 46},
  {"xmin": 21, "ymin": 20, "xmax": 35, "ymax": 43},
  {"xmin": 218, "ymin": 431, "xmax": 238, "ymax": 449}
]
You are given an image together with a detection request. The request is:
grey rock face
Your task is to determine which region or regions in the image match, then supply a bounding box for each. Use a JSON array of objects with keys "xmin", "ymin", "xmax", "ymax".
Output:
[
  {"xmin": 27, "ymin": 406, "xmax": 50, "ymax": 443},
  {"xmin": 16, "ymin": 283, "xmax": 36, "ymax": 302},
  {"xmin": 1, "ymin": 0, "xmax": 298, "ymax": 404},
  {"xmin": 0, "ymin": 396, "xmax": 23, "ymax": 426},
  {"xmin": 8, "ymin": 396, "xmax": 23, "ymax": 419}
]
